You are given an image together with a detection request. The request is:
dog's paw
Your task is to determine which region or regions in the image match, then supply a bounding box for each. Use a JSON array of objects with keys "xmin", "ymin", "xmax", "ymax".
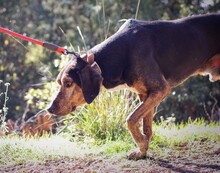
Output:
[{"xmin": 127, "ymin": 148, "xmax": 146, "ymax": 160}]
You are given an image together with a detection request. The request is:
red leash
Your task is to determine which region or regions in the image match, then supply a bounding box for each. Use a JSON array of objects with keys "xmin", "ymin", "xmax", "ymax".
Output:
[{"xmin": 0, "ymin": 27, "xmax": 80, "ymax": 57}]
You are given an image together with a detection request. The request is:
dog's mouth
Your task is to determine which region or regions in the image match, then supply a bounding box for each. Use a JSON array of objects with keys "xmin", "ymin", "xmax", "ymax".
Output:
[
  {"xmin": 47, "ymin": 105, "xmax": 77, "ymax": 116},
  {"xmin": 71, "ymin": 106, "xmax": 77, "ymax": 112}
]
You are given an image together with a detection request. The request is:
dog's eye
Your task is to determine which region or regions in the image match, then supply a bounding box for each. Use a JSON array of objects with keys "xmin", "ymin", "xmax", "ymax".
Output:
[
  {"xmin": 65, "ymin": 82, "xmax": 72, "ymax": 88},
  {"xmin": 57, "ymin": 80, "xmax": 61, "ymax": 85}
]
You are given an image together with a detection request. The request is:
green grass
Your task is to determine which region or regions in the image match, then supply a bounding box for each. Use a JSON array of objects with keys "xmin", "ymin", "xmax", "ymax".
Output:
[
  {"xmin": 0, "ymin": 119, "xmax": 219, "ymax": 166},
  {"xmin": 0, "ymin": 135, "xmax": 96, "ymax": 166},
  {"xmin": 151, "ymin": 119, "xmax": 220, "ymax": 149}
]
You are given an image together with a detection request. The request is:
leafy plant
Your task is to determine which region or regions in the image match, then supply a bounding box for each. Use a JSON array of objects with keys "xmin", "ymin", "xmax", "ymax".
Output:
[
  {"xmin": 63, "ymin": 89, "xmax": 140, "ymax": 143},
  {"xmin": 0, "ymin": 80, "xmax": 10, "ymax": 132},
  {"xmin": 25, "ymin": 82, "xmax": 58, "ymax": 110}
]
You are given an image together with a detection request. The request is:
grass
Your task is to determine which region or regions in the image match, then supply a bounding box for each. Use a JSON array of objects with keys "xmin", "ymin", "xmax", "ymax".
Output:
[
  {"xmin": 152, "ymin": 119, "xmax": 220, "ymax": 149},
  {"xmin": 0, "ymin": 119, "xmax": 219, "ymax": 166},
  {"xmin": 0, "ymin": 135, "xmax": 94, "ymax": 166}
]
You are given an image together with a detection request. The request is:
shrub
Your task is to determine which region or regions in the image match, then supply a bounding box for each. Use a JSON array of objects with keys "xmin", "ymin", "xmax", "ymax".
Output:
[{"xmin": 63, "ymin": 89, "xmax": 140, "ymax": 142}]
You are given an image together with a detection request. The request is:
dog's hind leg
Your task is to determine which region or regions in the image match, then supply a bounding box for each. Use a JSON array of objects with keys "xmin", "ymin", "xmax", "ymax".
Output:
[
  {"xmin": 126, "ymin": 81, "xmax": 170, "ymax": 160},
  {"xmin": 207, "ymin": 54, "xmax": 220, "ymax": 82},
  {"xmin": 197, "ymin": 54, "xmax": 220, "ymax": 82}
]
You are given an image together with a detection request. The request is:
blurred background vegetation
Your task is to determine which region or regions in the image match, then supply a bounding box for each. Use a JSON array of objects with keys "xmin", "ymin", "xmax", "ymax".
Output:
[{"xmin": 0, "ymin": 0, "xmax": 220, "ymax": 125}]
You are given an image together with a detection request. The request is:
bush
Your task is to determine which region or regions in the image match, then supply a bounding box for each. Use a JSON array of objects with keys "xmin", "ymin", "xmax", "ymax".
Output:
[{"xmin": 63, "ymin": 89, "xmax": 140, "ymax": 142}]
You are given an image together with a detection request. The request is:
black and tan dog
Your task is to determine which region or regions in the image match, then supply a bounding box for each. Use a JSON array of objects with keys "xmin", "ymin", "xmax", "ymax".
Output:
[{"xmin": 48, "ymin": 14, "xmax": 220, "ymax": 159}]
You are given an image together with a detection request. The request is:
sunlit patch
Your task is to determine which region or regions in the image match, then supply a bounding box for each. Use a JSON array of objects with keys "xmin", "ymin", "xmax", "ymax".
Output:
[
  {"xmin": 15, "ymin": 106, "xmax": 20, "ymax": 111},
  {"xmin": 4, "ymin": 39, "xmax": 9, "ymax": 46}
]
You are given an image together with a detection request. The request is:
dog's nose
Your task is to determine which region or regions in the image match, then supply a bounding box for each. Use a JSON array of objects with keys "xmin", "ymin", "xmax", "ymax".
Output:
[{"xmin": 47, "ymin": 104, "xmax": 56, "ymax": 114}]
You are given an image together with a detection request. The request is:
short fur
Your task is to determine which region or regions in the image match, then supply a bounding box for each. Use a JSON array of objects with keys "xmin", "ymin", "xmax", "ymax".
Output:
[{"xmin": 48, "ymin": 14, "xmax": 220, "ymax": 159}]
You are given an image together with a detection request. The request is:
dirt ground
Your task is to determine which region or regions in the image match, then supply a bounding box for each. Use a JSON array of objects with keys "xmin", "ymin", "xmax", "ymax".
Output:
[{"xmin": 1, "ymin": 141, "xmax": 220, "ymax": 173}]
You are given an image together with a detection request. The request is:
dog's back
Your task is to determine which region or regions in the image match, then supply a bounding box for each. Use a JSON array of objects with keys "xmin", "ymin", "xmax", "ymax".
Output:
[{"xmin": 91, "ymin": 14, "xmax": 220, "ymax": 87}]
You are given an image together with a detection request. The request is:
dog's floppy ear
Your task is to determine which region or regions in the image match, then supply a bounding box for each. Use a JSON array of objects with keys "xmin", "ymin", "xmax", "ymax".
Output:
[{"xmin": 78, "ymin": 54, "xmax": 103, "ymax": 104}]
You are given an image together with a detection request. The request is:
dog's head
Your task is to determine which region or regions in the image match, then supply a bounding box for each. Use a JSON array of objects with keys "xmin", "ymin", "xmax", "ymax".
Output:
[{"xmin": 47, "ymin": 53, "xmax": 103, "ymax": 116}]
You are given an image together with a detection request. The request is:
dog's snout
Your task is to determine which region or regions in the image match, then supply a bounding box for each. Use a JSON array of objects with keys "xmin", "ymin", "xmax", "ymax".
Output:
[{"xmin": 47, "ymin": 104, "xmax": 56, "ymax": 114}]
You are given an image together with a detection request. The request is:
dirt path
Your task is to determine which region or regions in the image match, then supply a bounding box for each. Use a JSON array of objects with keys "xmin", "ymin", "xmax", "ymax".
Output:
[
  {"xmin": 1, "ymin": 155, "xmax": 219, "ymax": 173},
  {"xmin": 1, "ymin": 141, "xmax": 220, "ymax": 173}
]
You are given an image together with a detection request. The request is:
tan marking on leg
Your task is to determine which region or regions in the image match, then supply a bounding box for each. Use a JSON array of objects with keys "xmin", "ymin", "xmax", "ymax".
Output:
[{"xmin": 131, "ymin": 80, "xmax": 147, "ymax": 95}]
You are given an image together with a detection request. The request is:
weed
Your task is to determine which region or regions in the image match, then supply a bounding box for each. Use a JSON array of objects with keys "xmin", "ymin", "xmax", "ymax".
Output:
[{"xmin": 0, "ymin": 80, "xmax": 10, "ymax": 132}]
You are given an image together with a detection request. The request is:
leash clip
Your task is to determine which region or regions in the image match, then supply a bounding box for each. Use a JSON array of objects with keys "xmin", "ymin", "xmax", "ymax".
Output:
[
  {"xmin": 65, "ymin": 49, "xmax": 81, "ymax": 58},
  {"xmin": 63, "ymin": 49, "xmax": 68, "ymax": 55}
]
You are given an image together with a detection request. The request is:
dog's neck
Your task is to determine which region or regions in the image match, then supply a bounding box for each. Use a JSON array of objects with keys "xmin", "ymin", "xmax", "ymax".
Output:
[{"xmin": 89, "ymin": 51, "xmax": 128, "ymax": 89}]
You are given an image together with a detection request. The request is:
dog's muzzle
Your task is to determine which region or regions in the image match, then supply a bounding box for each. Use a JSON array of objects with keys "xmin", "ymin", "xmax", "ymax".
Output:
[
  {"xmin": 47, "ymin": 104, "xmax": 57, "ymax": 114},
  {"xmin": 47, "ymin": 103, "xmax": 77, "ymax": 116}
]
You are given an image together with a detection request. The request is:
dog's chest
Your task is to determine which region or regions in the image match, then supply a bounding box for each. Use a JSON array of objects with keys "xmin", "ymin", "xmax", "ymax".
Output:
[
  {"xmin": 107, "ymin": 84, "xmax": 136, "ymax": 92},
  {"xmin": 106, "ymin": 81, "xmax": 147, "ymax": 95}
]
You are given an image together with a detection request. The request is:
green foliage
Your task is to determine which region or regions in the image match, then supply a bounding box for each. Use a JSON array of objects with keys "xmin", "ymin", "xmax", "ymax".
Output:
[
  {"xmin": 64, "ymin": 90, "xmax": 140, "ymax": 142},
  {"xmin": 24, "ymin": 53, "xmax": 72, "ymax": 111},
  {"xmin": 25, "ymin": 82, "xmax": 58, "ymax": 110},
  {"xmin": 0, "ymin": 81, "xmax": 10, "ymax": 132},
  {"xmin": 25, "ymin": 46, "xmax": 46, "ymax": 64}
]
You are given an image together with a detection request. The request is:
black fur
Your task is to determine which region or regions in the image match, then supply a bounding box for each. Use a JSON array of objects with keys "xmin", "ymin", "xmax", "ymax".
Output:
[{"xmin": 89, "ymin": 14, "xmax": 220, "ymax": 89}]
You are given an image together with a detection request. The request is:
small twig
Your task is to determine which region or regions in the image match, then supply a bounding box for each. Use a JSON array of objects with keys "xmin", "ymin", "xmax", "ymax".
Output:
[
  {"xmin": 9, "ymin": 35, "xmax": 29, "ymax": 51},
  {"xmin": 59, "ymin": 26, "xmax": 75, "ymax": 51},
  {"xmin": 209, "ymin": 92, "xmax": 217, "ymax": 120},
  {"xmin": 30, "ymin": 82, "xmax": 49, "ymax": 87},
  {"xmin": 203, "ymin": 102, "xmax": 211, "ymax": 121},
  {"xmin": 105, "ymin": 18, "xmax": 111, "ymax": 40},
  {"xmin": 102, "ymin": 0, "xmax": 106, "ymax": 39},
  {"xmin": 203, "ymin": 92, "xmax": 218, "ymax": 121},
  {"xmin": 135, "ymin": 0, "xmax": 141, "ymax": 19},
  {"xmin": 21, "ymin": 103, "xmax": 30, "ymax": 123},
  {"xmin": 77, "ymin": 26, "xmax": 87, "ymax": 51},
  {"xmin": 96, "ymin": 0, "xmax": 103, "ymax": 41},
  {"xmin": 56, "ymin": 114, "xmax": 76, "ymax": 135}
]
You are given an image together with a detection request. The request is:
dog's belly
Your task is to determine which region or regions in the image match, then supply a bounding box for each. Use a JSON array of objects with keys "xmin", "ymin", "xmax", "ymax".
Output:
[
  {"xmin": 107, "ymin": 84, "xmax": 138, "ymax": 93},
  {"xmin": 107, "ymin": 81, "xmax": 147, "ymax": 96}
]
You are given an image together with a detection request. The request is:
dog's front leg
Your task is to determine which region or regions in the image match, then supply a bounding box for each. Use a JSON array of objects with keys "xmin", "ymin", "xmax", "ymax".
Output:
[
  {"xmin": 126, "ymin": 86, "xmax": 170, "ymax": 160},
  {"xmin": 143, "ymin": 108, "xmax": 154, "ymax": 145}
]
